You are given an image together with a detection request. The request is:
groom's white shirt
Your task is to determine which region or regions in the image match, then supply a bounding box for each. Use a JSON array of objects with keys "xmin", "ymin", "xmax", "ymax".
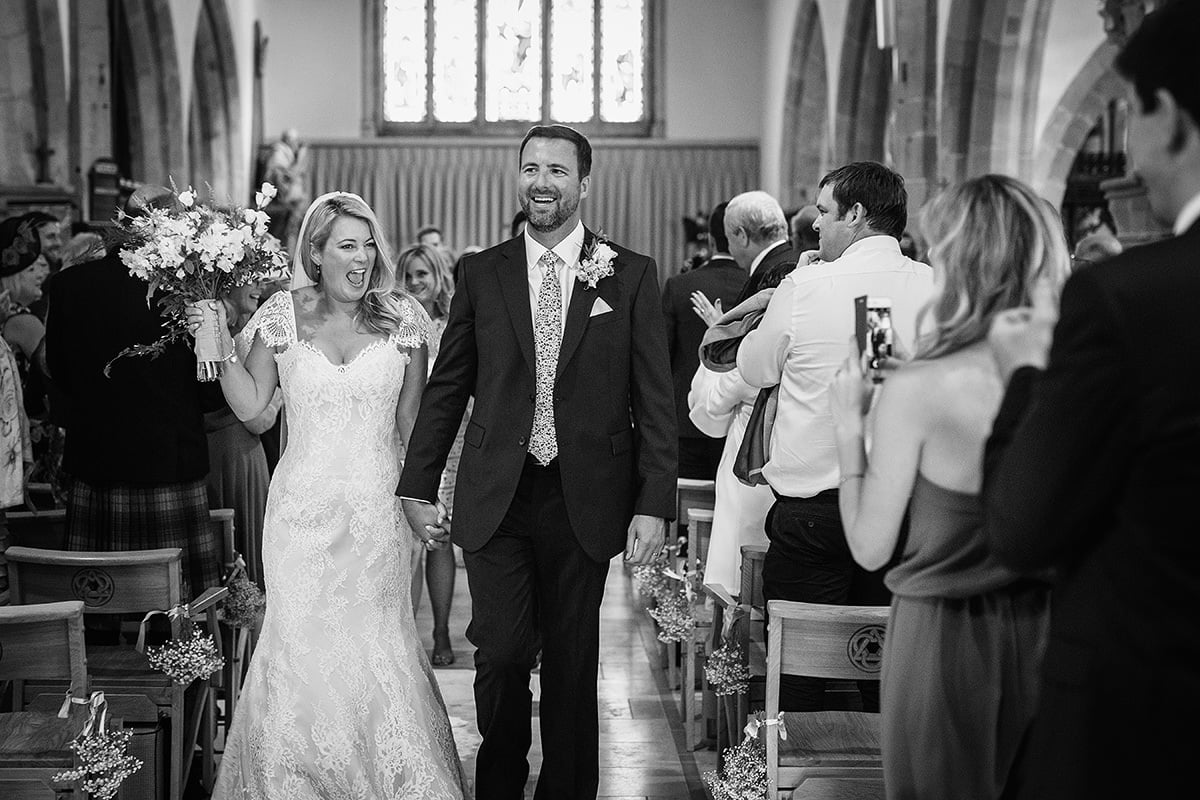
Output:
[{"xmin": 524, "ymin": 220, "xmax": 585, "ymax": 337}]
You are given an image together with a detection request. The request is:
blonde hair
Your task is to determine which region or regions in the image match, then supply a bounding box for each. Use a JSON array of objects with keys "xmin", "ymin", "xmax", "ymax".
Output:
[
  {"xmin": 395, "ymin": 243, "xmax": 455, "ymax": 319},
  {"xmin": 300, "ymin": 195, "xmax": 413, "ymax": 336},
  {"xmin": 914, "ymin": 174, "xmax": 1070, "ymax": 360}
]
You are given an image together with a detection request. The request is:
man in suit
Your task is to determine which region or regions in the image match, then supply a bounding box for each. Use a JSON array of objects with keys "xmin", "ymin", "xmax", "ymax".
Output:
[
  {"xmin": 725, "ymin": 190, "xmax": 796, "ymax": 289},
  {"xmin": 398, "ymin": 124, "xmax": 676, "ymax": 800},
  {"xmin": 984, "ymin": 4, "xmax": 1200, "ymax": 797},
  {"xmin": 660, "ymin": 201, "xmax": 747, "ymax": 479},
  {"xmin": 44, "ymin": 185, "xmax": 222, "ymax": 598}
]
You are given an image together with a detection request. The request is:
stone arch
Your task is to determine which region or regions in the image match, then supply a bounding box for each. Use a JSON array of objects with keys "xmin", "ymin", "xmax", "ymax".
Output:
[
  {"xmin": 1031, "ymin": 41, "xmax": 1123, "ymax": 208},
  {"xmin": 780, "ymin": 0, "xmax": 830, "ymax": 207},
  {"xmin": 835, "ymin": 0, "xmax": 891, "ymax": 164},
  {"xmin": 0, "ymin": 0, "xmax": 69, "ymax": 186},
  {"xmin": 112, "ymin": 0, "xmax": 186, "ymax": 185},
  {"xmin": 941, "ymin": 0, "xmax": 1054, "ymax": 182},
  {"xmin": 188, "ymin": 0, "xmax": 243, "ymax": 202}
]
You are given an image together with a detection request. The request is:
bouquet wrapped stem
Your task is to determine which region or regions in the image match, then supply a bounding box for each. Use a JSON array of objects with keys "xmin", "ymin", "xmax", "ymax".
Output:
[{"xmin": 193, "ymin": 298, "xmax": 227, "ymax": 381}]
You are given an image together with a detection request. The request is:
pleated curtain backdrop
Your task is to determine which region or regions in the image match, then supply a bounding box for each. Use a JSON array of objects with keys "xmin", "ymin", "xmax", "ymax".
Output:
[{"xmin": 306, "ymin": 139, "xmax": 759, "ymax": 285}]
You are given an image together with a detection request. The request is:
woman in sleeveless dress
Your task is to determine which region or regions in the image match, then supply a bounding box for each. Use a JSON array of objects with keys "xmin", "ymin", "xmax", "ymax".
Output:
[
  {"xmin": 828, "ymin": 175, "xmax": 1070, "ymax": 799},
  {"xmin": 192, "ymin": 192, "xmax": 469, "ymax": 799}
]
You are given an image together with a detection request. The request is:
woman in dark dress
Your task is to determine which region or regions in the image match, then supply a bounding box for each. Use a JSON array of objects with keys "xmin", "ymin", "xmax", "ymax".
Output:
[{"xmin": 829, "ymin": 175, "xmax": 1070, "ymax": 799}]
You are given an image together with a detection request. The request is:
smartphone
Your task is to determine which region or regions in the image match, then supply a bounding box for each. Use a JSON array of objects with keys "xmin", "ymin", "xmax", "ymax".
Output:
[{"xmin": 854, "ymin": 295, "xmax": 893, "ymax": 382}]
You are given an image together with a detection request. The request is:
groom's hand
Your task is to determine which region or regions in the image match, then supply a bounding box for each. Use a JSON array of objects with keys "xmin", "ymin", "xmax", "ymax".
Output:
[
  {"xmin": 624, "ymin": 514, "xmax": 667, "ymax": 565},
  {"xmin": 402, "ymin": 498, "xmax": 450, "ymax": 550}
]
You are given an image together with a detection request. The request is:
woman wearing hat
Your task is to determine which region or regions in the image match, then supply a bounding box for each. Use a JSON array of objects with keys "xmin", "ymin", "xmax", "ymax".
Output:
[{"xmin": 0, "ymin": 215, "xmax": 50, "ymax": 419}]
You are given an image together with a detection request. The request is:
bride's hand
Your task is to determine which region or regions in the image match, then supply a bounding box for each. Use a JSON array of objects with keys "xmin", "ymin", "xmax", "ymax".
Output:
[{"xmin": 184, "ymin": 299, "xmax": 229, "ymax": 337}]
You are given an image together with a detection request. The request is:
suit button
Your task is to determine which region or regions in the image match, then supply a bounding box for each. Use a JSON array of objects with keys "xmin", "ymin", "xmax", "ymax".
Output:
[
  {"xmin": 528, "ymin": 393, "xmax": 535, "ymax": 402},
  {"xmin": 518, "ymin": 436, "xmax": 527, "ymax": 446}
]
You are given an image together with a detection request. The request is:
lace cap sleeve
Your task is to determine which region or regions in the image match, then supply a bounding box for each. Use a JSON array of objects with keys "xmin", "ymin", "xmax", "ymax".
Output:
[
  {"xmin": 237, "ymin": 290, "xmax": 296, "ymax": 352},
  {"xmin": 391, "ymin": 294, "xmax": 434, "ymax": 350}
]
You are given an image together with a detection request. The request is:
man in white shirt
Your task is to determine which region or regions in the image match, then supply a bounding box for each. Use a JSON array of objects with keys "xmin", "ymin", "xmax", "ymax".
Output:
[{"xmin": 737, "ymin": 161, "xmax": 934, "ymax": 711}]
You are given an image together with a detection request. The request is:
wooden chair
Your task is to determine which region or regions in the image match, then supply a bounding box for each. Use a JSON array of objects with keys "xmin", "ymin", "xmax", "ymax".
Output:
[
  {"xmin": 659, "ymin": 479, "xmax": 715, "ymax": 685},
  {"xmin": 3, "ymin": 509, "xmax": 68, "ymax": 550},
  {"xmin": 703, "ymin": 542, "xmax": 768, "ymax": 765},
  {"xmin": 678, "ymin": 506, "xmax": 715, "ymax": 750},
  {"xmin": 763, "ymin": 600, "xmax": 887, "ymax": 799},
  {"xmin": 5, "ymin": 546, "xmax": 228, "ymax": 800},
  {"xmin": 208, "ymin": 508, "xmax": 254, "ymax": 741},
  {"xmin": 0, "ymin": 600, "xmax": 89, "ymax": 799}
]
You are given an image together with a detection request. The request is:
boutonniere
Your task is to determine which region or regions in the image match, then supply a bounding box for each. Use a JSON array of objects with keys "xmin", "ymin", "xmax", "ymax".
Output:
[{"xmin": 576, "ymin": 231, "xmax": 617, "ymax": 290}]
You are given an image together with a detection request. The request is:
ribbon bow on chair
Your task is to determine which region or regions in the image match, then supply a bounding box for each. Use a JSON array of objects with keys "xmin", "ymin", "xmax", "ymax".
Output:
[
  {"xmin": 58, "ymin": 690, "xmax": 110, "ymax": 738},
  {"xmin": 135, "ymin": 604, "xmax": 191, "ymax": 654},
  {"xmin": 745, "ymin": 711, "xmax": 788, "ymax": 741}
]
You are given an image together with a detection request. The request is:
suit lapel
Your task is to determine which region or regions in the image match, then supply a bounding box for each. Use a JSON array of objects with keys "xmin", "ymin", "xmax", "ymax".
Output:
[
  {"xmin": 557, "ymin": 227, "xmax": 609, "ymax": 380},
  {"xmin": 496, "ymin": 237, "xmax": 536, "ymax": 376}
]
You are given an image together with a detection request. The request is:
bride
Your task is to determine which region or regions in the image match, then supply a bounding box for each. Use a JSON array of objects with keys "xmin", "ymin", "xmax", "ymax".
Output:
[{"xmin": 192, "ymin": 192, "xmax": 470, "ymax": 799}]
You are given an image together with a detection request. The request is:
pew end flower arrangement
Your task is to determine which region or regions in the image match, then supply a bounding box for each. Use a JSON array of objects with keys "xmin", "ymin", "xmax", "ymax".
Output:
[{"xmin": 107, "ymin": 182, "xmax": 289, "ymax": 380}]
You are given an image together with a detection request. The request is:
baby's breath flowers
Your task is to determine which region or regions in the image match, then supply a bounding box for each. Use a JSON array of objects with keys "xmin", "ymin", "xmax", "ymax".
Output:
[
  {"xmin": 222, "ymin": 568, "xmax": 266, "ymax": 629},
  {"xmin": 145, "ymin": 626, "xmax": 224, "ymax": 685},
  {"xmin": 53, "ymin": 728, "xmax": 143, "ymax": 800},
  {"xmin": 705, "ymin": 640, "xmax": 751, "ymax": 696},
  {"xmin": 703, "ymin": 732, "xmax": 767, "ymax": 800}
]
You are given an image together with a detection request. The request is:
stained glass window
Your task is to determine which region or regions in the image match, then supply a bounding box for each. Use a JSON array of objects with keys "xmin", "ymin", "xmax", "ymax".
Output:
[{"xmin": 379, "ymin": 0, "xmax": 652, "ymax": 134}]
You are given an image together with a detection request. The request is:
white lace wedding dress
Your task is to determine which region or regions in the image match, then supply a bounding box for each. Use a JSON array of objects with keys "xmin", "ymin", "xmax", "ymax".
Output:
[{"xmin": 212, "ymin": 291, "xmax": 471, "ymax": 799}]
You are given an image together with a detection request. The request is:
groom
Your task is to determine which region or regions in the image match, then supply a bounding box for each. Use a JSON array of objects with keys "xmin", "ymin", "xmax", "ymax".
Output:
[{"xmin": 399, "ymin": 124, "xmax": 676, "ymax": 799}]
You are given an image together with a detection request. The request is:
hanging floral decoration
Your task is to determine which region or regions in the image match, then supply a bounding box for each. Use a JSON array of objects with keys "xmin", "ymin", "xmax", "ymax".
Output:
[
  {"xmin": 52, "ymin": 691, "xmax": 143, "ymax": 800},
  {"xmin": 222, "ymin": 555, "xmax": 266, "ymax": 629},
  {"xmin": 704, "ymin": 640, "xmax": 750, "ymax": 696},
  {"xmin": 647, "ymin": 584, "xmax": 696, "ymax": 643},
  {"xmin": 702, "ymin": 729, "xmax": 768, "ymax": 800},
  {"xmin": 145, "ymin": 625, "xmax": 224, "ymax": 685}
]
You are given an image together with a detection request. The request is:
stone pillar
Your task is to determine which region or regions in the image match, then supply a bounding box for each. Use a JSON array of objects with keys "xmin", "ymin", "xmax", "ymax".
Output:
[
  {"xmin": 70, "ymin": 1, "xmax": 113, "ymax": 220},
  {"xmin": 888, "ymin": 0, "xmax": 939, "ymax": 217}
]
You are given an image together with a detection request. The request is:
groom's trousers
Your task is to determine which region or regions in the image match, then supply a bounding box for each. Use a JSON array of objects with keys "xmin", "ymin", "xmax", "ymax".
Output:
[{"xmin": 464, "ymin": 455, "xmax": 610, "ymax": 800}]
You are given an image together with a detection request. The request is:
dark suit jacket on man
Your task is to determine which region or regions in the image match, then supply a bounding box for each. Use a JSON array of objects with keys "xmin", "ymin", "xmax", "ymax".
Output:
[
  {"xmin": 660, "ymin": 254, "xmax": 746, "ymax": 438},
  {"xmin": 982, "ymin": 221, "xmax": 1200, "ymax": 799},
  {"xmin": 45, "ymin": 253, "xmax": 215, "ymax": 484},
  {"xmin": 397, "ymin": 230, "xmax": 677, "ymax": 562},
  {"xmin": 750, "ymin": 240, "xmax": 799, "ymax": 288}
]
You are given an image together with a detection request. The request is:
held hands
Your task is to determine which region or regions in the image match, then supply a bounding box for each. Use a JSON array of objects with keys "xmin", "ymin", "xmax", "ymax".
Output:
[
  {"xmin": 401, "ymin": 498, "xmax": 451, "ymax": 551},
  {"xmin": 690, "ymin": 291, "xmax": 723, "ymax": 327},
  {"xmin": 988, "ymin": 277, "xmax": 1059, "ymax": 382},
  {"xmin": 624, "ymin": 514, "xmax": 667, "ymax": 566}
]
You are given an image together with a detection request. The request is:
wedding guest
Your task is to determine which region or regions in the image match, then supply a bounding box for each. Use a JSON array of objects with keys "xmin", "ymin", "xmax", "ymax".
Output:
[
  {"xmin": 1071, "ymin": 228, "xmax": 1122, "ymax": 268},
  {"xmin": 736, "ymin": 162, "xmax": 934, "ymax": 711},
  {"xmin": 262, "ymin": 127, "xmax": 309, "ymax": 254},
  {"xmin": 725, "ymin": 191, "xmax": 795, "ymax": 286},
  {"xmin": 417, "ymin": 225, "xmax": 444, "ymax": 250},
  {"xmin": 20, "ymin": 211, "xmax": 64, "ymax": 272},
  {"xmin": 58, "ymin": 230, "xmax": 107, "ymax": 270},
  {"xmin": 399, "ymin": 242, "xmax": 466, "ymax": 666},
  {"xmin": 0, "ymin": 216, "xmax": 51, "ymax": 420},
  {"xmin": 44, "ymin": 185, "xmax": 222, "ymax": 597},
  {"xmin": 204, "ymin": 280, "xmax": 281, "ymax": 588},
  {"xmin": 830, "ymin": 174, "xmax": 1068, "ymax": 799},
  {"xmin": 983, "ymin": 4, "xmax": 1200, "ymax": 797},
  {"xmin": 0, "ymin": 333, "xmax": 31, "ymax": 510},
  {"xmin": 399, "ymin": 123, "xmax": 675, "ymax": 799},
  {"xmin": 661, "ymin": 201, "xmax": 746, "ymax": 480},
  {"xmin": 687, "ymin": 253, "xmax": 795, "ymax": 593}
]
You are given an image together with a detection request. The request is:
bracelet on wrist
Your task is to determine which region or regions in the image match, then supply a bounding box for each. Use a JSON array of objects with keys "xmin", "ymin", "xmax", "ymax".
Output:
[{"xmin": 838, "ymin": 473, "xmax": 864, "ymax": 486}]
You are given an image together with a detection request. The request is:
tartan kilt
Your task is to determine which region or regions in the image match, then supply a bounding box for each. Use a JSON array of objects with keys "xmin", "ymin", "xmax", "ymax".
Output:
[{"xmin": 65, "ymin": 477, "xmax": 220, "ymax": 596}]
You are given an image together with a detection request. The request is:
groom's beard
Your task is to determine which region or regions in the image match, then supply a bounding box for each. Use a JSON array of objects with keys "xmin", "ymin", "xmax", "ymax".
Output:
[{"xmin": 521, "ymin": 190, "xmax": 581, "ymax": 233}]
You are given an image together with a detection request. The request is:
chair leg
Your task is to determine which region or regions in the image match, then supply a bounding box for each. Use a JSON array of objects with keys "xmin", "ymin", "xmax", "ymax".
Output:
[
  {"xmin": 683, "ymin": 634, "xmax": 697, "ymax": 749},
  {"xmin": 171, "ymin": 694, "xmax": 184, "ymax": 800}
]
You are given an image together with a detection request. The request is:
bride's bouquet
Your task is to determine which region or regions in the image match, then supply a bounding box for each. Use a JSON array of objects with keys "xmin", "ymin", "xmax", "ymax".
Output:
[{"xmin": 108, "ymin": 182, "xmax": 289, "ymax": 380}]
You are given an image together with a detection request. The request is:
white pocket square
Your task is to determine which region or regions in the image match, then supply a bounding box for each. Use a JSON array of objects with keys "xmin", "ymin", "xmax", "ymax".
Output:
[{"xmin": 589, "ymin": 297, "xmax": 613, "ymax": 317}]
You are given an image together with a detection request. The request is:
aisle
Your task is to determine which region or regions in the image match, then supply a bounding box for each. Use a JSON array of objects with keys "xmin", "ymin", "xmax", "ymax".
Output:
[{"xmin": 414, "ymin": 557, "xmax": 714, "ymax": 799}]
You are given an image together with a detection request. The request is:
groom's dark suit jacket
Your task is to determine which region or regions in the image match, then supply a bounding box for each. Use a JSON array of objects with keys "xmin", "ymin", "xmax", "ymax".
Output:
[
  {"xmin": 982, "ymin": 220, "xmax": 1200, "ymax": 799},
  {"xmin": 398, "ymin": 229, "xmax": 677, "ymax": 561}
]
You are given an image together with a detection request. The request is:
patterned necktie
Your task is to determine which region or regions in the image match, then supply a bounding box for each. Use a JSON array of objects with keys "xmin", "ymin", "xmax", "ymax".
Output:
[{"xmin": 529, "ymin": 250, "xmax": 562, "ymax": 465}]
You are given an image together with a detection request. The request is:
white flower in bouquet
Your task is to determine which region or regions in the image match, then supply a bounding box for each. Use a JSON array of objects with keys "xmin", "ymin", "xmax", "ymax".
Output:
[{"xmin": 255, "ymin": 182, "xmax": 278, "ymax": 209}]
